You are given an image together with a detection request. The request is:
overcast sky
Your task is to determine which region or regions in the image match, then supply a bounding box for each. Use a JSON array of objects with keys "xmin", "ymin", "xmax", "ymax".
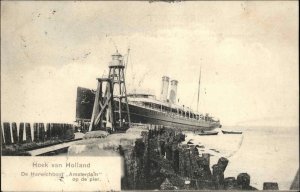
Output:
[{"xmin": 1, "ymin": 1, "xmax": 298, "ymax": 126}]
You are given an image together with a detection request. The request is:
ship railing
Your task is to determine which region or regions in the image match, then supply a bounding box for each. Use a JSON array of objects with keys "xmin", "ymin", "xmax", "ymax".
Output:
[{"xmin": 131, "ymin": 102, "xmax": 209, "ymax": 122}]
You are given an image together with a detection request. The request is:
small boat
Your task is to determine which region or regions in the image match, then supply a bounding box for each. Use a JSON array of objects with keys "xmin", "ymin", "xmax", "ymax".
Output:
[
  {"xmin": 198, "ymin": 131, "xmax": 219, "ymax": 136},
  {"xmin": 222, "ymin": 130, "xmax": 243, "ymax": 134}
]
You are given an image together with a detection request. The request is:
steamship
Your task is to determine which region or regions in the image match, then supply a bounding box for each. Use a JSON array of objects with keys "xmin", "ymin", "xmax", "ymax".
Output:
[
  {"xmin": 76, "ymin": 51, "xmax": 221, "ymax": 131},
  {"xmin": 126, "ymin": 76, "xmax": 221, "ymax": 131}
]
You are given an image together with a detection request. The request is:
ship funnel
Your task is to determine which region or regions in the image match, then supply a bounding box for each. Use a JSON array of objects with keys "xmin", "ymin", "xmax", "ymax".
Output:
[
  {"xmin": 169, "ymin": 80, "xmax": 178, "ymax": 104},
  {"xmin": 160, "ymin": 76, "xmax": 170, "ymax": 101}
]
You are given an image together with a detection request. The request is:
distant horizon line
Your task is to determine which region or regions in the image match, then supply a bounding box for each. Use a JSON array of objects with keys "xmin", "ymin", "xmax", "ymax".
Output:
[
  {"xmin": 222, "ymin": 125, "xmax": 299, "ymax": 128},
  {"xmin": 0, "ymin": 120, "xmax": 298, "ymax": 128}
]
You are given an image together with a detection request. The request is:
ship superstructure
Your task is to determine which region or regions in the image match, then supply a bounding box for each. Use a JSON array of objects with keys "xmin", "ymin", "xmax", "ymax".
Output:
[{"xmin": 126, "ymin": 76, "xmax": 221, "ymax": 131}]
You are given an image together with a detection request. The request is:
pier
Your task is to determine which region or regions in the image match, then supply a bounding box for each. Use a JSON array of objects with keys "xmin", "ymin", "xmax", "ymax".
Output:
[
  {"xmin": 68, "ymin": 124, "xmax": 285, "ymax": 190},
  {"xmin": 2, "ymin": 122, "xmax": 295, "ymax": 190},
  {"xmin": 1, "ymin": 122, "xmax": 76, "ymax": 156}
]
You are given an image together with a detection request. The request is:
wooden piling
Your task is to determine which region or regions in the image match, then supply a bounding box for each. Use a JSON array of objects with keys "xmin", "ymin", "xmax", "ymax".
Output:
[
  {"xmin": 38, "ymin": 123, "xmax": 45, "ymax": 141},
  {"xmin": 63, "ymin": 124, "xmax": 68, "ymax": 139},
  {"xmin": 50, "ymin": 123, "xmax": 56, "ymax": 138},
  {"xmin": 54, "ymin": 123, "xmax": 59, "ymax": 138},
  {"xmin": 224, "ymin": 177, "xmax": 236, "ymax": 190},
  {"xmin": 46, "ymin": 123, "xmax": 51, "ymax": 139},
  {"xmin": 172, "ymin": 148, "xmax": 180, "ymax": 173},
  {"xmin": 212, "ymin": 164, "xmax": 224, "ymax": 189},
  {"xmin": 65, "ymin": 124, "xmax": 74, "ymax": 140},
  {"xmin": 58, "ymin": 124, "xmax": 63, "ymax": 139},
  {"xmin": 55, "ymin": 123, "xmax": 60, "ymax": 138},
  {"xmin": 290, "ymin": 169, "xmax": 299, "ymax": 190},
  {"xmin": 64, "ymin": 124, "xmax": 68, "ymax": 140},
  {"xmin": 61, "ymin": 124, "xmax": 65, "ymax": 139},
  {"xmin": 19, "ymin": 123, "xmax": 25, "ymax": 143},
  {"xmin": 59, "ymin": 123, "xmax": 63, "ymax": 139},
  {"xmin": 237, "ymin": 173, "xmax": 250, "ymax": 190},
  {"xmin": 82, "ymin": 122, "xmax": 86, "ymax": 132},
  {"xmin": 263, "ymin": 182, "xmax": 279, "ymax": 190},
  {"xmin": 1, "ymin": 123, "xmax": 4, "ymax": 145},
  {"xmin": 33, "ymin": 123, "xmax": 39, "ymax": 142},
  {"xmin": 25, "ymin": 123, "xmax": 32, "ymax": 142},
  {"xmin": 202, "ymin": 153, "xmax": 210, "ymax": 167},
  {"xmin": 57, "ymin": 123, "xmax": 61, "ymax": 138},
  {"xmin": 54, "ymin": 123, "xmax": 58, "ymax": 138},
  {"xmin": 199, "ymin": 153, "xmax": 212, "ymax": 181},
  {"xmin": 3, "ymin": 122, "xmax": 12, "ymax": 144},
  {"xmin": 165, "ymin": 144, "xmax": 172, "ymax": 160},
  {"xmin": 66, "ymin": 124, "xmax": 71, "ymax": 139},
  {"xmin": 11, "ymin": 122, "xmax": 18, "ymax": 143},
  {"xmin": 217, "ymin": 157, "xmax": 229, "ymax": 172}
]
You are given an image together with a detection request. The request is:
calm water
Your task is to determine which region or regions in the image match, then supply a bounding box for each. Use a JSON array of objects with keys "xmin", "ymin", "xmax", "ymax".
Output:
[{"xmin": 184, "ymin": 126, "xmax": 299, "ymax": 190}]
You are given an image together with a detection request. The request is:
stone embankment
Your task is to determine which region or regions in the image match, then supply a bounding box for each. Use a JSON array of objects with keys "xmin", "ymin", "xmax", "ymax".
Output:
[{"xmin": 68, "ymin": 125, "xmax": 279, "ymax": 190}]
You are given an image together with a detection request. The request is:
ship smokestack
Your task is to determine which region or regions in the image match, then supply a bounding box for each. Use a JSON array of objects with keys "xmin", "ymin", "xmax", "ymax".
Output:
[
  {"xmin": 169, "ymin": 80, "xmax": 178, "ymax": 104},
  {"xmin": 160, "ymin": 76, "xmax": 170, "ymax": 101}
]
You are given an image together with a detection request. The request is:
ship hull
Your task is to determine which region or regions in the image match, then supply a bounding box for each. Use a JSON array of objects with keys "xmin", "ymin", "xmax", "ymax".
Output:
[{"xmin": 128, "ymin": 103, "xmax": 220, "ymax": 131}]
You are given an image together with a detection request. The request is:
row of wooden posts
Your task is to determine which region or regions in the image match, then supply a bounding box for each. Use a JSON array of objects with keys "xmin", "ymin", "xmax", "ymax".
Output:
[{"xmin": 1, "ymin": 122, "xmax": 74, "ymax": 145}]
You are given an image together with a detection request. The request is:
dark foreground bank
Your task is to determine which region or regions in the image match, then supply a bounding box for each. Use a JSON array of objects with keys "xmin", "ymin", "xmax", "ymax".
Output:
[{"xmin": 67, "ymin": 125, "xmax": 281, "ymax": 190}]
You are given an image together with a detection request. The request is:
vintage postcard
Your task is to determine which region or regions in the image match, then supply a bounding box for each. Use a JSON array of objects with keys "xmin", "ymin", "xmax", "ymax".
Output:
[{"xmin": 1, "ymin": 1, "xmax": 299, "ymax": 191}]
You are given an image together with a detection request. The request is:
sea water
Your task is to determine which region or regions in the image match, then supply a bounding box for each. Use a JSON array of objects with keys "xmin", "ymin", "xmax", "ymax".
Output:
[{"xmin": 184, "ymin": 126, "xmax": 299, "ymax": 190}]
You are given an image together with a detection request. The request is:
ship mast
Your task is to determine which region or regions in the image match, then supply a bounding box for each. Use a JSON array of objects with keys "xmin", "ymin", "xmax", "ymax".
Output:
[
  {"xmin": 196, "ymin": 66, "xmax": 201, "ymax": 112},
  {"xmin": 124, "ymin": 47, "xmax": 130, "ymax": 77}
]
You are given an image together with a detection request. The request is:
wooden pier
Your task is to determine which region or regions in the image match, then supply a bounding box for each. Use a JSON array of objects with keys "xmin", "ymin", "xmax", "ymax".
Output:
[
  {"xmin": 27, "ymin": 138, "xmax": 83, "ymax": 156},
  {"xmin": 1, "ymin": 122, "xmax": 76, "ymax": 155}
]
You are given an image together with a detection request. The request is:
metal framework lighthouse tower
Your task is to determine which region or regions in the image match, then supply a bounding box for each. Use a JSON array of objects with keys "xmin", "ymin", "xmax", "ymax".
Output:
[{"xmin": 89, "ymin": 50, "xmax": 131, "ymax": 132}]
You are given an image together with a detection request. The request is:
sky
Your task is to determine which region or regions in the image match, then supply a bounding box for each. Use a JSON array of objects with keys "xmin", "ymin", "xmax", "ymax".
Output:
[{"xmin": 1, "ymin": 1, "xmax": 299, "ymax": 126}]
